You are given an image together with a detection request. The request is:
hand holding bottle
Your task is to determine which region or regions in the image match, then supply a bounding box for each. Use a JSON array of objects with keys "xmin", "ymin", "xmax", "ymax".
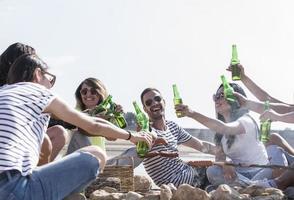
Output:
[
  {"xmin": 129, "ymin": 131, "xmax": 153, "ymax": 149},
  {"xmin": 174, "ymin": 104, "xmax": 194, "ymax": 118},
  {"xmin": 260, "ymin": 109, "xmax": 279, "ymax": 122},
  {"xmin": 226, "ymin": 64, "xmax": 245, "ymax": 81}
]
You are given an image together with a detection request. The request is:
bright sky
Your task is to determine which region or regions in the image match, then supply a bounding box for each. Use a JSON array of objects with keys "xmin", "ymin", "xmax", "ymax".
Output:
[{"xmin": 1, "ymin": 0, "xmax": 294, "ymax": 130}]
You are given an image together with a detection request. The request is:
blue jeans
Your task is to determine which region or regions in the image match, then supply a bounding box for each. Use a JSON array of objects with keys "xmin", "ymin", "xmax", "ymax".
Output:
[
  {"xmin": 207, "ymin": 145, "xmax": 290, "ymax": 187},
  {"xmin": 0, "ymin": 151, "xmax": 99, "ymax": 200}
]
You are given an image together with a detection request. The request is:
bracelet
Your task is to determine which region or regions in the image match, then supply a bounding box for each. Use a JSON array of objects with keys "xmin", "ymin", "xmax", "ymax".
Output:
[{"xmin": 126, "ymin": 130, "xmax": 132, "ymax": 140}]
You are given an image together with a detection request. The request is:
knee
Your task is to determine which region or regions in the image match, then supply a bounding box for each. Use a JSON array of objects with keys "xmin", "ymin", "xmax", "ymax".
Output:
[
  {"xmin": 48, "ymin": 125, "xmax": 68, "ymax": 146},
  {"xmin": 206, "ymin": 166, "xmax": 222, "ymax": 186},
  {"xmin": 267, "ymin": 133, "xmax": 282, "ymax": 146},
  {"xmin": 79, "ymin": 145, "xmax": 107, "ymax": 171}
]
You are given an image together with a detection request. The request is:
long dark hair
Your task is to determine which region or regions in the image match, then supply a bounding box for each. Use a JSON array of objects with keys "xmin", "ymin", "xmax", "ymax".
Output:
[
  {"xmin": 214, "ymin": 83, "xmax": 249, "ymax": 149},
  {"xmin": 0, "ymin": 43, "xmax": 36, "ymax": 86}
]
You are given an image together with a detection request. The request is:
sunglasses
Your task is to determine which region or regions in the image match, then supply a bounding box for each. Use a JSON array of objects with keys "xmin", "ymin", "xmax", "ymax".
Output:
[
  {"xmin": 42, "ymin": 71, "xmax": 56, "ymax": 87},
  {"xmin": 213, "ymin": 92, "xmax": 225, "ymax": 101},
  {"xmin": 80, "ymin": 87, "xmax": 99, "ymax": 96},
  {"xmin": 145, "ymin": 96, "xmax": 162, "ymax": 107}
]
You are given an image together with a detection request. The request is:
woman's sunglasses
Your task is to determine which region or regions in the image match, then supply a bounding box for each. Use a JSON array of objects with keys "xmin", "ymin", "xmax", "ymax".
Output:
[
  {"xmin": 42, "ymin": 71, "xmax": 56, "ymax": 87},
  {"xmin": 145, "ymin": 96, "xmax": 162, "ymax": 107},
  {"xmin": 80, "ymin": 87, "xmax": 99, "ymax": 96},
  {"xmin": 213, "ymin": 92, "xmax": 225, "ymax": 102}
]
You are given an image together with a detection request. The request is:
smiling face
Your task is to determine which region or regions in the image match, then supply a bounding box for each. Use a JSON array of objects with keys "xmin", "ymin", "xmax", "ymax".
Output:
[
  {"xmin": 80, "ymin": 83, "xmax": 101, "ymax": 109},
  {"xmin": 142, "ymin": 90, "xmax": 166, "ymax": 121}
]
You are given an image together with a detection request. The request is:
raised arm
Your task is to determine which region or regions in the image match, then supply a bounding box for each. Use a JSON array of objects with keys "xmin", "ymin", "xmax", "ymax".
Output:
[
  {"xmin": 227, "ymin": 64, "xmax": 293, "ymax": 105},
  {"xmin": 175, "ymin": 104, "xmax": 245, "ymax": 136},
  {"xmin": 45, "ymin": 97, "xmax": 153, "ymax": 146}
]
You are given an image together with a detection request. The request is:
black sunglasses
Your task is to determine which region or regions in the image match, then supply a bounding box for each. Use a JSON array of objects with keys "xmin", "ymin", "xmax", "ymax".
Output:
[
  {"xmin": 80, "ymin": 87, "xmax": 99, "ymax": 96},
  {"xmin": 213, "ymin": 92, "xmax": 225, "ymax": 101},
  {"xmin": 145, "ymin": 96, "xmax": 162, "ymax": 107},
  {"xmin": 42, "ymin": 71, "xmax": 56, "ymax": 87}
]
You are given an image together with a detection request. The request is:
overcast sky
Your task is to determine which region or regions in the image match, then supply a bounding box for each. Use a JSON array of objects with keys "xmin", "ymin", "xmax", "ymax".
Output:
[{"xmin": 1, "ymin": 0, "xmax": 294, "ymax": 129}]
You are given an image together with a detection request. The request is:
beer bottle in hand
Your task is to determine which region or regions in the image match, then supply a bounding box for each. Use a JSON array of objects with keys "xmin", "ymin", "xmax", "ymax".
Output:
[
  {"xmin": 173, "ymin": 84, "xmax": 183, "ymax": 118},
  {"xmin": 231, "ymin": 44, "xmax": 241, "ymax": 81},
  {"xmin": 260, "ymin": 100, "xmax": 271, "ymax": 143},
  {"xmin": 133, "ymin": 101, "xmax": 150, "ymax": 157},
  {"xmin": 109, "ymin": 99, "xmax": 127, "ymax": 129}
]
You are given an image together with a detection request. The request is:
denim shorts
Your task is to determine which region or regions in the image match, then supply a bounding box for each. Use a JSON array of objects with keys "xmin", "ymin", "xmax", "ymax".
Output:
[{"xmin": 0, "ymin": 151, "xmax": 99, "ymax": 200}]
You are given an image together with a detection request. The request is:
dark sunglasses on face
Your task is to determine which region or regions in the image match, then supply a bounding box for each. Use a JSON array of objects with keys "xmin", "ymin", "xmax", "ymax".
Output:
[
  {"xmin": 145, "ymin": 96, "xmax": 162, "ymax": 107},
  {"xmin": 213, "ymin": 92, "xmax": 225, "ymax": 101},
  {"xmin": 42, "ymin": 71, "xmax": 56, "ymax": 87},
  {"xmin": 80, "ymin": 87, "xmax": 99, "ymax": 96}
]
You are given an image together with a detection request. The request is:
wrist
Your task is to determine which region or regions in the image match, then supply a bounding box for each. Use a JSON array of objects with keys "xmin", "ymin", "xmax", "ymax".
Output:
[{"xmin": 126, "ymin": 130, "xmax": 132, "ymax": 140}]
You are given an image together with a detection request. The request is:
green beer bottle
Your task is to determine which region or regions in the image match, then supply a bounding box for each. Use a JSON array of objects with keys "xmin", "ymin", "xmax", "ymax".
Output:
[
  {"xmin": 90, "ymin": 95, "xmax": 113, "ymax": 116},
  {"xmin": 259, "ymin": 100, "xmax": 271, "ymax": 143},
  {"xmin": 231, "ymin": 44, "xmax": 241, "ymax": 81},
  {"xmin": 172, "ymin": 84, "xmax": 183, "ymax": 118},
  {"xmin": 133, "ymin": 101, "xmax": 149, "ymax": 157},
  {"xmin": 109, "ymin": 99, "xmax": 127, "ymax": 129},
  {"xmin": 220, "ymin": 75, "xmax": 237, "ymax": 104}
]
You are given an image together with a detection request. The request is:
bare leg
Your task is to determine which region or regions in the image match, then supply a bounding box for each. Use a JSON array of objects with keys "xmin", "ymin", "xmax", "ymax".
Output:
[
  {"xmin": 38, "ymin": 134, "xmax": 52, "ymax": 166},
  {"xmin": 47, "ymin": 125, "xmax": 68, "ymax": 161},
  {"xmin": 78, "ymin": 145, "xmax": 107, "ymax": 172},
  {"xmin": 275, "ymin": 163, "xmax": 294, "ymax": 190},
  {"xmin": 267, "ymin": 133, "xmax": 294, "ymax": 155}
]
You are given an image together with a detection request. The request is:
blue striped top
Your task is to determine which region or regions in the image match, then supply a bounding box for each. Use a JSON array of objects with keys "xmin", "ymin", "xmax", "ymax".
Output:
[
  {"xmin": 143, "ymin": 120, "xmax": 197, "ymax": 187},
  {"xmin": 0, "ymin": 82, "xmax": 55, "ymax": 175}
]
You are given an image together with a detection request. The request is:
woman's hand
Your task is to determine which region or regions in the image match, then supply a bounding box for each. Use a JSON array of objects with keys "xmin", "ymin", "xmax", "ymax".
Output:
[
  {"xmin": 129, "ymin": 131, "xmax": 153, "ymax": 149},
  {"xmin": 174, "ymin": 104, "xmax": 194, "ymax": 117},
  {"xmin": 233, "ymin": 92, "xmax": 248, "ymax": 108},
  {"xmin": 260, "ymin": 109, "xmax": 278, "ymax": 122},
  {"xmin": 223, "ymin": 165, "xmax": 237, "ymax": 183},
  {"xmin": 114, "ymin": 104, "xmax": 124, "ymax": 113},
  {"xmin": 226, "ymin": 64, "xmax": 245, "ymax": 79}
]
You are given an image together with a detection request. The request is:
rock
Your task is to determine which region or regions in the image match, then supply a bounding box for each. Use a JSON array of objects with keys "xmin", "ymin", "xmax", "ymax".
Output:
[
  {"xmin": 172, "ymin": 184, "xmax": 210, "ymax": 200},
  {"xmin": 125, "ymin": 191, "xmax": 143, "ymax": 200},
  {"xmin": 167, "ymin": 183, "xmax": 177, "ymax": 195},
  {"xmin": 101, "ymin": 186, "xmax": 118, "ymax": 193},
  {"xmin": 160, "ymin": 184, "xmax": 173, "ymax": 200},
  {"xmin": 89, "ymin": 190, "xmax": 126, "ymax": 200},
  {"xmin": 134, "ymin": 175, "xmax": 152, "ymax": 192},
  {"xmin": 239, "ymin": 185, "xmax": 285, "ymax": 198},
  {"xmin": 85, "ymin": 177, "xmax": 121, "ymax": 198},
  {"xmin": 210, "ymin": 184, "xmax": 248, "ymax": 200},
  {"xmin": 140, "ymin": 190, "xmax": 161, "ymax": 200}
]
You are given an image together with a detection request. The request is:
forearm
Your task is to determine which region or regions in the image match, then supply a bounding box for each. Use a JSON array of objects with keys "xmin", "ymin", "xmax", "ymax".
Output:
[
  {"xmin": 246, "ymin": 99, "xmax": 294, "ymax": 115},
  {"xmin": 215, "ymin": 146, "xmax": 226, "ymax": 162},
  {"xmin": 273, "ymin": 112, "xmax": 294, "ymax": 123},
  {"xmin": 183, "ymin": 137, "xmax": 216, "ymax": 155},
  {"xmin": 188, "ymin": 111, "xmax": 229, "ymax": 135}
]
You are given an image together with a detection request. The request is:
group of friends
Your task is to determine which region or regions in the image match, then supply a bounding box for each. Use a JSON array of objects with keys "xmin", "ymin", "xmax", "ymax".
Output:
[{"xmin": 0, "ymin": 42, "xmax": 293, "ymax": 200}]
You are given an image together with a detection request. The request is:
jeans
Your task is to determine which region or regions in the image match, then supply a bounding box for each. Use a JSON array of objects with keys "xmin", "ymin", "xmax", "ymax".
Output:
[
  {"xmin": 207, "ymin": 145, "xmax": 291, "ymax": 187},
  {"xmin": 0, "ymin": 151, "xmax": 99, "ymax": 200}
]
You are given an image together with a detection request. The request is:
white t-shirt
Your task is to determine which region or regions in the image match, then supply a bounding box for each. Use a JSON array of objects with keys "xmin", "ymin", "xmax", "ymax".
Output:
[{"xmin": 221, "ymin": 114, "xmax": 269, "ymax": 165}]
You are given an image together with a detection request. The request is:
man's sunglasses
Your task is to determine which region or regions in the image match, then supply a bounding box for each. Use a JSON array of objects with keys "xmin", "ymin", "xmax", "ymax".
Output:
[
  {"xmin": 145, "ymin": 96, "xmax": 162, "ymax": 107},
  {"xmin": 80, "ymin": 87, "xmax": 99, "ymax": 96}
]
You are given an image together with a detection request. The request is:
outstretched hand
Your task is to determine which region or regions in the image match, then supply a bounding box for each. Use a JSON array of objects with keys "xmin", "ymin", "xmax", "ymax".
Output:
[
  {"xmin": 226, "ymin": 64, "xmax": 245, "ymax": 79},
  {"xmin": 260, "ymin": 110, "xmax": 278, "ymax": 122},
  {"xmin": 174, "ymin": 104, "xmax": 193, "ymax": 118},
  {"xmin": 130, "ymin": 131, "xmax": 153, "ymax": 149},
  {"xmin": 232, "ymin": 92, "xmax": 247, "ymax": 108}
]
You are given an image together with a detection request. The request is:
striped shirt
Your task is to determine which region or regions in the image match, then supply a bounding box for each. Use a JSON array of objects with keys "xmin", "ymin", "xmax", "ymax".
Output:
[
  {"xmin": 0, "ymin": 82, "xmax": 55, "ymax": 176},
  {"xmin": 143, "ymin": 120, "xmax": 198, "ymax": 187}
]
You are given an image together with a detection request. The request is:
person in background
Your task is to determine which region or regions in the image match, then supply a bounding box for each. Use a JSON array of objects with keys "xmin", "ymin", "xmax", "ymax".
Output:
[
  {"xmin": 227, "ymin": 64, "xmax": 294, "ymax": 178},
  {"xmin": 0, "ymin": 42, "xmax": 67, "ymax": 165},
  {"xmin": 0, "ymin": 53, "xmax": 152, "ymax": 200},
  {"xmin": 66, "ymin": 77, "xmax": 123, "ymax": 154},
  {"xmin": 175, "ymin": 82, "xmax": 272, "ymax": 188},
  {"xmin": 233, "ymin": 91, "xmax": 294, "ymax": 197}
]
